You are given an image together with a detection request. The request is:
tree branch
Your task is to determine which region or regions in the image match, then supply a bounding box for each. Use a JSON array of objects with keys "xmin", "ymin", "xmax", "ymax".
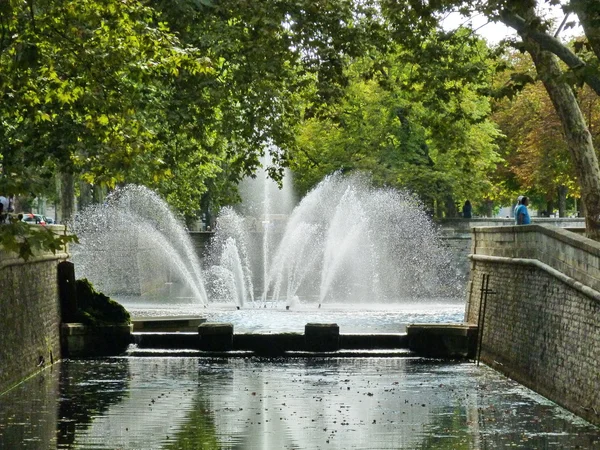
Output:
[
  {"xmin": 569, "ymin": 0, "xmax": 600, "ymax": 61},
  {"xmin": 499, "ymin": 9, "xmax": 600, "ymax": 96}
]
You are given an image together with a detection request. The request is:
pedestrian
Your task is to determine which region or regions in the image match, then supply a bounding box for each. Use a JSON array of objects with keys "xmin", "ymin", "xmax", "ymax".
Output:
[
  {"xmin": 513, "ymin": 195, "xmax": 523, "ymax": 218},
  {"xmin": 462, "ymin": 200, "xmax": 472, "ymax": 219},
  {"xmin": 515, "ymin": 196, "xmax": 531, "ymax": 225}
]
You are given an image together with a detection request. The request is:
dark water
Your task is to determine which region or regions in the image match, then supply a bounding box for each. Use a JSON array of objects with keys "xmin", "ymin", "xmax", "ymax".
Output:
[{"xmin": 0, "ymin": 357, "xmax": 598, "ymax": 449}]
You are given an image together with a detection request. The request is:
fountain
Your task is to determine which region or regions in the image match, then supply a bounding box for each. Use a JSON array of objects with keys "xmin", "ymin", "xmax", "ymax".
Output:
[
  {"xmin": 207, "ymin": 172, "xmax": 462, "ymax": 308},
  {"xmin": 204, "ymin": 207, "xmax": 255, "ymax": 308},
  {"xmin": 71, "ymin": 170, "xmax": 464, "ymax": 331},
  {"xmin": 71, "ymin": 185, "xmax": 208, "ymax": 306}
]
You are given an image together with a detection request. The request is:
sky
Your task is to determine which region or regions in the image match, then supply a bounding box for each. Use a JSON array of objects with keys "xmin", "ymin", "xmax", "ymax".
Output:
[{"xmin": 442, "ymin": 1, "xmax": 584, "ymax": 45}]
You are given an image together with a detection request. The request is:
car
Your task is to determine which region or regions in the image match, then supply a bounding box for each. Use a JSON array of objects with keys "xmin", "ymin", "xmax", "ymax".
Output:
[
  {"xmin": 44, "ymin": 216, "xmax": 55, "ymax": 225},
  {"xmin": 21, "ymin": 213, "xmax": 46, "ymax": 226}
]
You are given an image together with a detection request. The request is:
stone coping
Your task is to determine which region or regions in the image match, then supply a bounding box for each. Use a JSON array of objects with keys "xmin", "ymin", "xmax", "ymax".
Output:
[
  {"xmin": 132, "ymin": 316, "xmax": 207, "ymax": 332},
  {"xmin": 62, "ymin": 323, "xmax": 133, "ymax": 335},
  {"xmin": 470, "ymin": 254, "xmax": 600, "ymax": 303},
  {"xmin": 0, "ymin": 251, "xmax": 69, "ymax": 269},
  {"xmin": 133, "ymin": 315, "xmax": 207, "ymax": 322},
  {"xmin": 472, "ymin": 224, "xmax": 599, "ymax": 255}
]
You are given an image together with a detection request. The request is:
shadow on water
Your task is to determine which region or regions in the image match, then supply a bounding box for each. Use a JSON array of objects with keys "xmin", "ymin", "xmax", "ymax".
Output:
[
  {"xmin": 0, "ymin": 358, "xmax": 598, "ymax": 449},
  {"xmin": 56, "ymin": 360, "xmax": 130, "ymax": 448}
]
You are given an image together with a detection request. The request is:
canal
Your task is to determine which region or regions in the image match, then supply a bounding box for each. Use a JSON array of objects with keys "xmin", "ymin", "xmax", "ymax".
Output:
[{"xmin": 1, "ymin": 356, "xmax": 598, "ymax": 449}]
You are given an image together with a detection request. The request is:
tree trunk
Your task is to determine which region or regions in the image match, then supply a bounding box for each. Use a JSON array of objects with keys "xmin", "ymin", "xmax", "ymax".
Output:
[
  {"xmin": 499, "ymin": 8, "xmax": 600, "ymax": 96},
  {"xmin": 59, "ymin": 171, "xmax": 75, "ymax": 225},
  {"xmin": 546, "ymin": 199, "xmax": 554, "ymax": 217},
  {"xmin": 558, "ymin": 185, "xmax": 568, "ymax": 217},
  {"xmin": 527, "ymin": 43, "xmax": 600, "ymax": 240},
  {"xmin": 483, "ymin": 199, "xmax": 493, "ymax": 218},
  {"xmin": 444, "ymin": 195, "xmax": 458, "ymax": 217},
  {"xmin": 78, "ymin": 182, "xmax": 92, "ymax": 211},
  {"xmin": 435, "ymin": 199, "xmax": 444, "ymax": 219},
  {"xmin": 92, "ymin": 184, "xmax": 105, "ymax": 204}
]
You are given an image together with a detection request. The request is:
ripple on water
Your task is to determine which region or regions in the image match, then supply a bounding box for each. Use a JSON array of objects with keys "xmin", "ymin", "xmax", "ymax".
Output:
[{"xmin": 0, "ymin": 358, "xmax": 598, "ymax": 450}]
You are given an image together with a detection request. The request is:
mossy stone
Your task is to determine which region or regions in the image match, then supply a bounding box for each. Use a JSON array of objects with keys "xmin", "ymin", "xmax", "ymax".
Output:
[{"xmin": 74, "ymin": 278, "xmax": 130, "ymax": 326}]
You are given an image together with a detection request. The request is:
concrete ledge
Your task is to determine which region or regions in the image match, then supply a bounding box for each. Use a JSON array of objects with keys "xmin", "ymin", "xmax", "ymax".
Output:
[
  {"xmin": 132, "ymin": 331, "xmax": 411, "ymax": 355},
  {"xmin": 132, "ymin": 316, "xmax": 207, "ymax": 332},
  {"xmin": 127, "ymin": 348, "xmax": 414, "ymax": 358},
  {"xmin": 341, "ymin": 333, "xmax": 408, "ymax": 349},
  {"xmin": 406, "ymin": 323, "xmax": 478, "ymax": 358},
  {"xmin": 133, "ymin": 332, "xmax": 199, "ymax": 349},
  {"xmin": 61, "ymin": 323, "xmax": 133, "ymax": 357},
  {"xmin": 234, "ymin": 333, "xmax": 304, "ymax": 355}
]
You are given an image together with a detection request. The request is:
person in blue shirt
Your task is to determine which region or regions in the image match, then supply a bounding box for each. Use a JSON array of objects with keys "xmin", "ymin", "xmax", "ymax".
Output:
[
  {"xmin": 515, "ymin": 196, "xmax": 531, "ymax": 225},
  {"xmin": 513, "ymin": 195, "xmax": 523, "ymax": 218}
]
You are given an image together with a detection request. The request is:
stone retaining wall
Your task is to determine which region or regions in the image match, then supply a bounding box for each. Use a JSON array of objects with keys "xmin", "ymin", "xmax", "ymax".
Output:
[
  {"xmin": 466, "ymin": 224, "xmax": 600, "ymax": 426},
  {"xmin": 436, "ymin": 218, "xmax": 585, "ymax": 282},
  {"xmin": 0, "ymin": 252, "xmax": 68, "ymax": 394}
]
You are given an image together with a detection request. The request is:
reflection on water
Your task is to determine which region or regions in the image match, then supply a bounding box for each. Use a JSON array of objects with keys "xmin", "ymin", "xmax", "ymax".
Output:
[{"xmin": 0, "ymin": 358, "xmax": 598, "ymax": 449}]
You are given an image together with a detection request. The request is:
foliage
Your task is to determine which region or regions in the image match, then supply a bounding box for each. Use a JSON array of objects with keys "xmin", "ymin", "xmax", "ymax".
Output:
[
  {"xmin": 290, "ymin": 28, "xmax": 502, "ymax": 214},
  {"xmin": 0, "ymin": 0, "xmax": 214, "ymax": 215},
  {"xmin": 492, "ymin": 50, "xmax": 584, "ymax": 206},
  {"xmin": 0, "ymin": 220, "xmax": 77, "ymax": 261},
  {"xmin": 1, "ymin": 0, "xmax": 393, "ymax": 224},
  {"xmin": 143, "ymin": 0, "xmax": 388, "ymax": 216},
  {"xmin": 2, "ymin": 0, "xmax": 597, "ymax": 226},
  {"xmin": 74, "ymin": 278, "xmax": 130, "ymax": 326}
]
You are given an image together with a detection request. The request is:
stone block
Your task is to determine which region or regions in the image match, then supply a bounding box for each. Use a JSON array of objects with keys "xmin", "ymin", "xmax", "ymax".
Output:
[
  {"xmin": 406, "ymin": 324, "xmax": 478, "ymax": 358},
  {"xmin": 61, "ymin": 323, "xmax": 133, "ymax": 357},
  {"xmin": 304, "ymin": 323, "xmax": 340, "ymax": 352},
  {"xmin": 198, "ymin": 323, "xmax": 234, "ymax": 351}
]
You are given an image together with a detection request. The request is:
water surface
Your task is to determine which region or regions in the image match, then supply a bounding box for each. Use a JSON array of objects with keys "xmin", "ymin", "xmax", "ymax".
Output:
[
  {"xmin": 0, "ymin": 357, "xmax": 598, "ymax": 449},
  {"xmin": 121, "ymin": 301, "xmax": 465, "ymax": 333}
]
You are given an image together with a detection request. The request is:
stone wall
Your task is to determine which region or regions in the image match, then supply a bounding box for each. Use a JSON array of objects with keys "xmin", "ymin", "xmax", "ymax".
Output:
[
  {"xmin": 436, "ymin": 218, "xmax": 585, "ymax": 282},
  {"xmin": 466, "ymin": 225, "xmax": 600, "ymax": 426},
  {"xmin": 0, "ymin": 252, "xmax": 68, "ymax": 394}
]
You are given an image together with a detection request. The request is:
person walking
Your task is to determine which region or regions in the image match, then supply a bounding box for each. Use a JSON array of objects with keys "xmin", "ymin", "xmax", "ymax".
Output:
[
  {"xmin": 515, "ymin": 196, "xmax": 531, "ymax": 225},
  {"xmin": 462, "ymin": 200, "xmax": 472, "ymax": 219}
]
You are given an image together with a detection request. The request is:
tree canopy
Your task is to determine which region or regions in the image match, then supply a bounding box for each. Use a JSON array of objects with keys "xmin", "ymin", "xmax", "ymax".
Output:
[
  {"xmin": 290, "ymin": 29, "xmax": 502, "ymax": 215},
  {"xmin": 2, "ymin": 0, "xmax": 600, "ymax": 245}
]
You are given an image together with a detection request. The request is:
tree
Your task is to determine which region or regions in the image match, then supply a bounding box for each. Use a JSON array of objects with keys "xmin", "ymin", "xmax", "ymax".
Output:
[
  {"xmin": 0, "ymin": 0, "xmax": 214, "ymax": 221},
  {"xmin": 491, "ymin": 50, "xmax": 582, "ymax": 216},
  {"xmin": 413, "ymin": 0, "xmax": 600, "ymax": 237},
  {"xmin": 142, "ymin": 0, "xmax": 392, "ymax": 218},
  {"xmin": 290, "ymin": 30, "xmax": 502, "ymax": 216}
]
